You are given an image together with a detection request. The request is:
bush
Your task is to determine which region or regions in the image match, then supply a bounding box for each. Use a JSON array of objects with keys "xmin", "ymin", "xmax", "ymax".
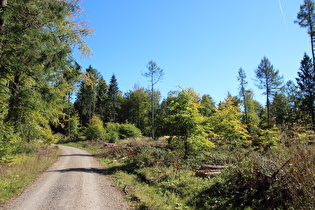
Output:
[
  {"xmin": 104, "ymin": 122, "xmax": 120, "ymax": 143},
  {"xmin": 85, "ymin": 116, "xmax": 105, "ymax": 141},
  {"xmin": 104, "ymin": 123, "xmax": 142, "ymax": 143},
  {"xmin": 119, "ymin": 123, "xmax": 142, "ymax": 139}
]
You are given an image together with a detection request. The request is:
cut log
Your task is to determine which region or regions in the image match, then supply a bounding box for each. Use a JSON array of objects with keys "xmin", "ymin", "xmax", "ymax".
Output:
[
  {"xmin": 200, "ymin": 164, "xmax": 226, "ymax": 170},
  {"xmin": 112, "ymin": 156, "xmax": 127, "ymax": 163},
  {"xmin": 104, "ymin": 143, "xmax": 120, "ymax": 147},
  {"xmin": 196, "ymin": 170, "xmax": 222, "ymax": 178}
]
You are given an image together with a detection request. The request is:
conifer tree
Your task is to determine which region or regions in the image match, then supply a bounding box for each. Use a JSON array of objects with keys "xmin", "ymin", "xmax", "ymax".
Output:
[
  {"xmin": 74, "ymin": 66, "xmax": 99, "ymax": 126},
  {"xmin": 108, "ymin": 74, "xmax": 121, "ymax": 123},
  {"xmin": 237, "ymin": 68, "xmax": 249, "ymax": 124},
  {"xmin": 295, "ymin": 0, "xmax": 315, "ymax": 70},
  {"xmin": 255, "ymin": 57, "xmax": 283, "ymax": 127},
  {"xmin": 296, "ymin": 53, "xmax": 315, "ymax": 127}
]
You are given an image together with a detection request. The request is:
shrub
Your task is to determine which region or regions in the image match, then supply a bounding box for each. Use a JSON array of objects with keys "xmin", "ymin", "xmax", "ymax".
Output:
[
  {"xmin": 119, "ymin": 123, "xmax": 142, "ymax": 139},
  {"xmin": 104, "ymin": 122, "xmax": 120, "ymax": 143},
  {"xmin": 85, "ymin": 116, "xmax": 105, "ymax": 141},
  {"xmin": 104, "ymin": 123, "xmax": 142, "ymax": 142}
]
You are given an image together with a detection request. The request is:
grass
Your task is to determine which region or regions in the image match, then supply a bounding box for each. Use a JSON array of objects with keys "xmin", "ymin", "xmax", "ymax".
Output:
[{"xmin": 0, "ymin": 145, "xmax": 60, "ymax": 206}]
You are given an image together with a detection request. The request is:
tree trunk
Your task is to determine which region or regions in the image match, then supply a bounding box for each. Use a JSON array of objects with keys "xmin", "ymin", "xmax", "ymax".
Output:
[{"xmin": 0, "ymin": 0, "xmax": 7, "ymax": 31}]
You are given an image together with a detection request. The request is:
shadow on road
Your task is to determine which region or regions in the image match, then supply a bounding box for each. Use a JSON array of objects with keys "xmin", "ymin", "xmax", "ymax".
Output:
[
  {"xmin": 47, "ymin": 167, "xmax": 105, "ymax": 175},
  {"xmin": 59, "ymin": 154, "xmax": 95, "ymax": 157}
]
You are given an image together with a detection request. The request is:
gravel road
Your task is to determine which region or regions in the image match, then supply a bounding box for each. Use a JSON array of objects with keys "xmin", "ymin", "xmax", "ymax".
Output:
[{"xmin": 3, "ymin": 145, "xmax": 129, "ymax": 210}]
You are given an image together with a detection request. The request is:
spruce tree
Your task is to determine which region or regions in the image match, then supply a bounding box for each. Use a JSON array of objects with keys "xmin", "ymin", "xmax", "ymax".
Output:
[
  {"xmin": 296, "ymin": 53, "xmax": 315, "ymax": 128},
  {"xmin": 108, "ymin": 74, "xmax": 120, "ymax": 123}
]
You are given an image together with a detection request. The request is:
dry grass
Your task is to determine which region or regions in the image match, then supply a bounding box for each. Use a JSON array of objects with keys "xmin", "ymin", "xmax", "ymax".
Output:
[{"xmin": 0, "ymin": 146, "xmax": 60, "ymax": 206}]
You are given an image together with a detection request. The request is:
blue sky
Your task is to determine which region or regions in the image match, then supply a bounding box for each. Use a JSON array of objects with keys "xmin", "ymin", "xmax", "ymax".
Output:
[{"xmin": 74, "ymin": 0, "xmax": 310, "ymax": 104}]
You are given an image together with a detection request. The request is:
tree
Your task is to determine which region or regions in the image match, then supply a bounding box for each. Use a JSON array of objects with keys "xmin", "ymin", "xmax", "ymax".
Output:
[
  {"xmin": 143, "ymin": 60, "xmax": 164, "ymax": 139},
  {"xmin": 74, "ymin": 66, "xmax": 99, "ymax": 126},
  {"xmin": 108, "ymin": 74, "xmax": 121, "ymax": 123},
  {"xmin": 209, "ymin": 95, "xmax": 250, "ymax": 146},
  {"xmin": 255, "ymin": 57, "xmax": 283, "ymax": 127},
  {"xmin": 296, "ymin": 53, "xmax": 315, "ymax": 127},
  {"xmin": 237, "ymin": 68, "xmax": 249, "ymax": 124},
  {"xmin": 85, "ymin": 116, "xmax": 105, "ymax": 141},
  {"xmin": 270, "ymin": 92, "xmax": 290, "ymax": 125},
  {"xmin": 199, "ymin": 94, "xmax": 216, "ymax": 117},
  {"xmin": 284, "ymin": 80, "xmax": 301, "ymax": 124},
  {"xmin": 243, "ymin": 90, "xmax": 261, "ymax": 136},
  {"xmin": 121, "ymin": 86, "xmax": 151, "ymax": 134},
  {"xmin": 295, "ymin": 0, "xmax": 315, "ymax": 70},
  {"xmin": 95, "ymin": 76, "xmax": 109, "ymax": 123},
  {"xmin": 164, "ymin": 88, "xmax": 214, "ymax": 158},
  {"xmin": 0, "ymin": 0, "xmax": 92, "ymax": 143}
]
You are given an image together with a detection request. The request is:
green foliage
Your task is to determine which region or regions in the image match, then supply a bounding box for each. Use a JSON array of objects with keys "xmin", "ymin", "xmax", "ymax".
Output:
[
  {"xmin": 119, "ymin": 123, "xmax": 142, "ymax": 139},
  {"xmin": 0, "ymin": 123, "xmax": 20, "ymax": 162},
  {"xmin": 104, "ymin": 122, "xmax": 142, "ymax": 142},
  {"xmin": 85, "ymin": 116, "xmax": 105, "ymax": 141},
  {"xmin": 164, "ymin": 88, "xmax": 215, "ymax": 157},
  {"xmin": 104, "ymin": 122, "xmax": 120, "ymax": 142},
  {"xmin": 209, "ymin": 95, "xmax": 250, "ymax": 146},
  {"xmin": 253, "ymin": 126, "xmax": 280, "ymax": 151},
  {"xmin": 120, "ymin": 87, "xmax": 151, "ymax": 135}
]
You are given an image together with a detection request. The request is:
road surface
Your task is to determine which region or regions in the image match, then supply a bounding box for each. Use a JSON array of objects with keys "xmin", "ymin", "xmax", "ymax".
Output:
[{"xmin": 3, "ymin": 145, "xmax": 129, "ymax": 210}]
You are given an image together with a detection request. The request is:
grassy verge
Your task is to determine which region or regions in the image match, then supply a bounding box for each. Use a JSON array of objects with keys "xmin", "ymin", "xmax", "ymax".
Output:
[{"xmin": 0, "ymin": 145, "xmax": 60, "ymax": 206}]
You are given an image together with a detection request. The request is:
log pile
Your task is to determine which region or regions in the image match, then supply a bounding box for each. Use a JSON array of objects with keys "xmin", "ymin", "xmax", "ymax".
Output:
[{"xmin": 195, "ymin": 164, "xmax": 226, "ymax": 178}]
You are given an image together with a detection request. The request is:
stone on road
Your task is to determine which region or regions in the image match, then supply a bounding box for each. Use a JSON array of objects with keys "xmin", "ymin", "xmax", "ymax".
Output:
[{"xmin": 3, "ymin": 145, "xmax": 129, "ymax": 210}]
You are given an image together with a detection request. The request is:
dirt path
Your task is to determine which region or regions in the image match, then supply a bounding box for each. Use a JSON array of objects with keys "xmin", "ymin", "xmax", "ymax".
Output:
[{"xmin": 3, "ymin": 145, "xmax": 129, "ymax": 210}]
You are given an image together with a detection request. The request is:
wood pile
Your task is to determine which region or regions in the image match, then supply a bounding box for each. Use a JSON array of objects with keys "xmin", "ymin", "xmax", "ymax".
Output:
[{"xmin": 195, "ymin": 164, "xmax": 226, "ymax": 178}]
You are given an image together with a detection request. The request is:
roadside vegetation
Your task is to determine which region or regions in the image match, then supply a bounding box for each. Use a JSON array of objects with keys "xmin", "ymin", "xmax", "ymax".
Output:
[
  {"xmin": 65, "ymin": 133, "xmax": 315, "ymax": 209},
  {"xmin": 0, "ymin": 145, "xmax": 59, "ymax": 206}
]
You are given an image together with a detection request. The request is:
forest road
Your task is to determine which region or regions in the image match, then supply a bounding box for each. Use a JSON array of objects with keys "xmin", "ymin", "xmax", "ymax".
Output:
[{"xmin": 3, "ymin": 145, "xmax": 129, "ymax": 210}]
